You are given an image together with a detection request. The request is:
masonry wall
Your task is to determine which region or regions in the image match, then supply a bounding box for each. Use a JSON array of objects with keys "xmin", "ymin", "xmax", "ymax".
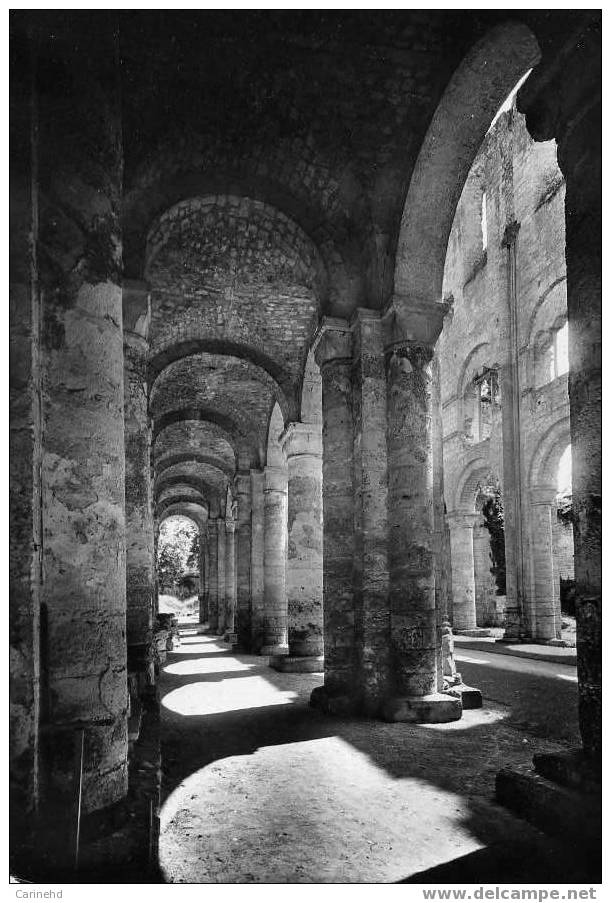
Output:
[{"xmin": 438, "ymin": 104, "xmax": 571, "ymax": 636}]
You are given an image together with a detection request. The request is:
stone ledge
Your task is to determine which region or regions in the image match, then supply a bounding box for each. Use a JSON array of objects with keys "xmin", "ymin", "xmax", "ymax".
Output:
[{"xmin": 496, "ymin": 764, "xmax": 601, "ymax": 847}]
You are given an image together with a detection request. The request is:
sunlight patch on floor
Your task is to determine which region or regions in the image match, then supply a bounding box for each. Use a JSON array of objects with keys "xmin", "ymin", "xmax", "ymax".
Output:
[
  {"xmin": 160, "ymin": 734, "xmax": 485, "ymax": 883},
  {"xmin": 163, "ymin": 657, "xmax": 255, "ymax": 676},
  {"xmin": 161, "ymin": 675, "xmax": 299, "ymax": 716}
]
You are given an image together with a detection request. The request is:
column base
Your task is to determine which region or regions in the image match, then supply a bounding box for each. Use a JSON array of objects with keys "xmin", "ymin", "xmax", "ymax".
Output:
[
  {"xmin": 269, "ymin": 654, "xmax": 324, "ymax": 673},
  {"xmin": 454, "ymin": 627, "xmax": 492, "ymax": 638},
  {"xmin": 382, "ymin": 692, "xmax": 463, "ymax": 723},
  {"xmin": 223, "ymin": 632, "xmax": 237, "ymax": 644},
  {"xmin": 258, "ymin": 643, "xmax": 288, "ymax": 656},
  {"xmin": 309, "ymin": 685, "xmax": 360, "ymax": 716}
]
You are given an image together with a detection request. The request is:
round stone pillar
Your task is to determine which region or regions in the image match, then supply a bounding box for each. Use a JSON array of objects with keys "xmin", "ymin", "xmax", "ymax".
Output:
[
  {"xmin": 216, "ymin": 520, "xmax": 226, "ymax": 635},
  {"xmin": 35, "ymin": 17, "xmax": 129, "ymax": 811},
  {"xmin": 382, "ymin": 334, "xmax": 461, "ymax": 724},
  {"xmin": 529, "ymin": 485, "xmax": 561, "ymax": 641},
  {"xmin": 270, "ymin": 423, "xmax": 323, "ymax": 673},
  {"xmin": 207, "ymin": 518, "xmax": 219, "ymax": 632},
  {"xmin": 257, "ymin": 466, "xmax": 288, "ymax": 655},
  {"xmin": 198, "ymin": 530, "xmax": 208, "ymax": 624},
  {"xmin": 446, "ymin": 511, "xmax": 478, "ymax": 631},
  {"xmin": 223, "ymin": 520, "xmax": 237, "ymax": 642},
  {"xmin": 250, "ymin": 471, "xmax": 265, "ymax": 646},
  {"xmin": 123, "ymin": 295, "xmax": 155, "ymax": 700},
  {"xmin": 235, "ymin": 472, "xmax": 253, "ymax": 651},
  {"xmin": 311, "ymin": 336, "xmax": 358, "ymax": 710}
]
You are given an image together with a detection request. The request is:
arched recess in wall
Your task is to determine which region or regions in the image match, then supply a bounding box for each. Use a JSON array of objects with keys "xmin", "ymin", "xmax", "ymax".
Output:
[{"xmin": 393, "ymin": 22, "xmax": 541, "ymax": 306}]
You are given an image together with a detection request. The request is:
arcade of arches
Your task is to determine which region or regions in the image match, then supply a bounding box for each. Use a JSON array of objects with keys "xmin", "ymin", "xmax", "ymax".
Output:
[{"xmin": 10, "ymin": 10, "xmax": 600, "ymax": 881}]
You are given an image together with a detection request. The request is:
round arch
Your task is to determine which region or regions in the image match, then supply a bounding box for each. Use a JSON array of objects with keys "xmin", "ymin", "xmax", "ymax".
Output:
[
  {"xmin": 528, "ymin": 416, "xmax": 571, "ymax": 494},
  {"xmin": 394, "ymin": 21, "xmax": 541, "ymax": 305},
  {"xmin": 454, "ymin": 457, "xmax": 499, "ymax": 513}
]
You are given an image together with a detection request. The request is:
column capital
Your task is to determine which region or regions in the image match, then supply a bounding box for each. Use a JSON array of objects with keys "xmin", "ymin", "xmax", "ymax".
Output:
[
  {"xmin": 311, "ymin": 317, "xmax": 352, "ymax": 369},
  {"xmin": 381, "ymin": 296, "xmax": 451, "ymax": 350},
  {"xmin": 280, "ymin": 421, "xmax": 322, "ymax": 459}
]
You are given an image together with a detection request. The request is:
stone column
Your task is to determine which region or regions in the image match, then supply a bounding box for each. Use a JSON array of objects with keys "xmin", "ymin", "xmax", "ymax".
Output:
[
  {"xmin": 561, "ymin": 115, "xmax": 601, "ymax": 760},
  {"xmin": 216, "ymin": 520, "xmax": 226, "ymax": 636},
  {"xmin": 223, "ymin": 520, "xmax": 237, "ymax": 642},
  {"xmin": 528, "ymin": 486, "xmax": 561, "ymax": 642},
  {"xmin": 501, "ymin": 221, "xmax": 528, "ymax": 640},
  {"xmin": 351, "ymin": 310, "xmax": 391, "ymax": 712},
  {"xmin": 10, "ymin": 26, "xmax": 42, "ymax": 816},
  {"xmin": 198, "ymin": 528, "xmax": 208, "ymax": 623},
  {"xmin": 207, "ymin": 518, "xmax": 219, "ymax": 632},
  {"xmin": 270, "ymin": 422, "xmax": 323, "ymax": 673},
  {"xmin": 381, "ymin": 300, "xmax": 462, "ymax": 723},
  {"xmin": 310, "ymin": 321, "xmax": 358, "ymax": 713},
  {"xmin": 235, "ymin": 472, "xmax": 252, "ymax": 651},
  {"xmin": 35, "ymin": 17, "xmax": 129, "ymax": 809},
  {"xmin": 123, "ymin": 283, "xmax": 154, "ymax": 680},
  {"xmin": 446, "ymin": 512, "xmax": 478, "ymax": 631},
  {"xmin": 250, "ymin": 471, "xmax": 265, "ymax": 648},
  {"xmin": 258, "ymin": 466, "xmax": 288, "ymax": 654}
]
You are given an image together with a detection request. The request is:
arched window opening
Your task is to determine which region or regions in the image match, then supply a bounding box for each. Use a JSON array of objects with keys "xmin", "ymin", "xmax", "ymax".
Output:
[
  {"xmin": 465, "ymin": 368, "xmax": 501, "ymax": 442},
  {"xmin": 157, "ymin": 514, "xmax": 201, "ymax": 621},
  {"xmin": 552, "ymin": 320, "xmax": 569, "ymax": 379}
]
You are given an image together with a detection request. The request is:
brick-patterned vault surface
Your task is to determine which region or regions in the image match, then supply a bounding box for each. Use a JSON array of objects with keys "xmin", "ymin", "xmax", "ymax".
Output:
[
  {"xmin": 145, "ymin": 196, "xmax": 323, "ymax": 422},
  {"xmin": 150, "ymin": 353, "xmax": 281, "ymax": 468},
  {"xmin": 154, "ymin": 422, "xmax": 238, "ymax": 481}
]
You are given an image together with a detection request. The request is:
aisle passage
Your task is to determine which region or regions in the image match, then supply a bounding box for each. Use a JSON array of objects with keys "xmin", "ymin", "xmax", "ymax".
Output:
[{"xmin": 157, "ymin": 631, "xmax": 584, "ymax": 884}]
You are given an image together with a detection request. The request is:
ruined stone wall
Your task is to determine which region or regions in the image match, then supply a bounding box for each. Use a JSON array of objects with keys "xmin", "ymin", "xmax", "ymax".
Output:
[{"xmin": 439, "ymin": 105, "xmax": 570, "ymax": 637}]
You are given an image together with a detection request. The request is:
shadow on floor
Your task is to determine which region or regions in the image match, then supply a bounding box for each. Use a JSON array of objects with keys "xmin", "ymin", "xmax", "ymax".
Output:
[{"xmin": 158, "ymin": 633, "xmax": 599, "ymax": 883}]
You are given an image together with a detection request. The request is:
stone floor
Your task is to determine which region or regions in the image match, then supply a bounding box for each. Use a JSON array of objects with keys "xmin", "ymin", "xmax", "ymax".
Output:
[{"xmin": 157, "ymin": 630, "xmax": 598, "ymax": 883}]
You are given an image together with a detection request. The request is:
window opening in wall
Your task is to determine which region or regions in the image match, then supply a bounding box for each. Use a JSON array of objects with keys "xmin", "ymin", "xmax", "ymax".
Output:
[
  {"xmin": 548, "ymin": 320, "xmax": 569, "ymax": 381},
  {"xmin": 481, "ymin": 191, "xmax": 488, "ymax": 252},
  {"xmin": 555, "ymin": 321, "xmax": 569, "ymax": 376}
]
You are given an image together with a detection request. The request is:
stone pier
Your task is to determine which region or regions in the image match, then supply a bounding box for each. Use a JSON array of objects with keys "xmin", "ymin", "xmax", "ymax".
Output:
[
  {"xmin": 270, "ymin": 422, "xmax": 323, "ymax": 673},
  {"xmin": 250, "ymin": 471, "xmax": 265, "ymax": 649},
  {"xmin": 224, "ymin": 518, "xmax": 237, "ymax": 642},
  {"xmin": 257, "ymin": 466, "xmax": 288, "ymax": 655},
  {"xmin": 216, "ymin": 519, "xmax": 227, "ymax": 635},
  {"xmin": 235, "ymin": 472, "xmax": 253, "ymax": 651},
  {"xmin": 382, "ymin": 302, "xmax": 462, "ymax": 723},
  {"xmin": 36, "ymin": 18, "xmax": 129, "ymax": 811},
  {"xmin": 310, "ymin": 322, "xmax": 358, "ymax": 712}
]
